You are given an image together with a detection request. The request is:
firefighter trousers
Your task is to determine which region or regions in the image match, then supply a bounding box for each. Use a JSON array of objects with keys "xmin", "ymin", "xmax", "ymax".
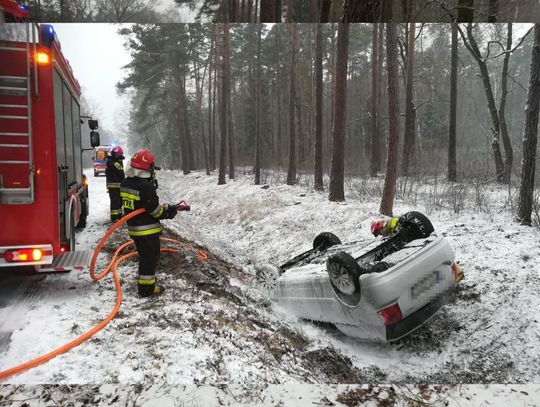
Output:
[
  {"xmin": 108, "ymin": 188, "xmax": 123, "ymax": 221},
  {"xmin": 133, "ymin": 236, "xmax": 161, "ymax": 297}
]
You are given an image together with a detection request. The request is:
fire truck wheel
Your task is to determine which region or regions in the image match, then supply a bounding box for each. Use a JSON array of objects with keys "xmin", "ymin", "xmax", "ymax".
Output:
[
  {"xmin": 69, "ymin": 211, "xmax": 76, "ymax": 251},
  {"xmin": 77, "ymin": 199, "xmax": 88, "ymax": 229}
]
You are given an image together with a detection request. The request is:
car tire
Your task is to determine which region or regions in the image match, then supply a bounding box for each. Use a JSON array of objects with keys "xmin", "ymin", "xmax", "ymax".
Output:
[
  {"xmin": 326, "ymin": 251, "xmax": 365, "ymax": 307},
  {"xmin": 255, "ymin": 264, "xmax": 282, "ymax": 292},
  {"xmin": 398, "ymin": 211, "xmax": 434, "ymax": 241},
  {"xmin": 94, "ymin": 170, "xmax": 98, "ymax": 177},
  {"xmin": 313, "ymin": 232, "xmax": 341, "ymax": 251}
]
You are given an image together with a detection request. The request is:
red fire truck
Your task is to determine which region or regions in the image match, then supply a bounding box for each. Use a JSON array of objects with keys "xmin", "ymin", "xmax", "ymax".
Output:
[
  {"xmin": 0, "ymin": 0, "xmax": 30, "ymax": 22},
  {"xmin": 0, "ymin": 24, "xmax": 101, "ymax": 271}
]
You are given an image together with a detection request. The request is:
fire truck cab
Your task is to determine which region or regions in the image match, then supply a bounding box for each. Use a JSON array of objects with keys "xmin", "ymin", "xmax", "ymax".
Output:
[
  {"xmin": 0, "ymin": 24, "xmax": 100, "ymax": 271},
  {"xmin": 0, "ymin": 0, "xmax": 30, "ymax": 23}
]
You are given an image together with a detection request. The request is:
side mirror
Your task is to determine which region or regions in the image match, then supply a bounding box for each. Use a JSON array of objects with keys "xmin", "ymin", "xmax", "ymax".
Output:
[
  {"xmin": 88, "ymin": 119, "xmax": 99, "ymax": 130},
  {"xmin": 90, "ymin": 131, "xmax": 100, "ymax": 147}
]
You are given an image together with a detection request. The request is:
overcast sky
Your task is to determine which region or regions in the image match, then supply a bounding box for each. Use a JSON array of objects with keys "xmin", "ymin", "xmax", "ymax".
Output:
[{"xmin": 53, "ymin": 24, "xmax": 132, "ymax": 135}]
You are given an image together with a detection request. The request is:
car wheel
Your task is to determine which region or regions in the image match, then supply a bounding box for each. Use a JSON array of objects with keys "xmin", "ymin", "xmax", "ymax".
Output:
[
  {"xmin": 326, "ymin": 251, "xmax": 364, "ymax": 306},
  {"xmin": 255, "ymin": 264, "xmax": 282, "ymax": 292},
  {"xmin": 313, "ymin": 232, "xmax": 341, "ymax": 251},
  {"xmin": 94, "ymin": 170, "xmax": 98, "ymax": 177},
  {"xmin": 398, "ymin": 211, "xmax": 434, "ymax": 240}
]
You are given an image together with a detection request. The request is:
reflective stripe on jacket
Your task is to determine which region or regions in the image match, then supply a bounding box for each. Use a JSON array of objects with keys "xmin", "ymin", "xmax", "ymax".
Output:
[
  {"xmin": 106, "ymin": 157, "xmax": 125, "ymax": 191},
  {"xmin": 120, "ymin": 176, "xmax": 168, "ymax": 238}
]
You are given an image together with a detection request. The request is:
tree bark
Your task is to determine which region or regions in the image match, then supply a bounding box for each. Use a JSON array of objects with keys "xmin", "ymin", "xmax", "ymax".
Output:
[
  {"xmin": 448, "ymin": 23, "xmax": 458, "ymax": 182},
  {"xmin": 260, "ymin": 0, "xmax": 279, "ymax": 21},
  {"xmin": 380, "ymin": 23, "xmax": 400, "ymax": 216},
  {"xmin": 517, "ymin": 24, "xmax": 540, "ymax": 225},
  {"xmin": 460, "ymin": 23, "xmax": 505, "ymax": 182},
  {"xmin": 274, "ymin": 26, "xmax": 283, "ymax": 167},
  {"xmin": 314, "ymin": 23, "xmax": 324, "ymax": 191},
  {"xmin": 286, "ymin": 24, "xmax": 298, "ymax": 185},
  {"xmin": 376, "ymin": 23, "xmax": 384, "ymax": 170},
  {"xmin": 401, "ymin": 22, "xmax": 416, "ymax": 176},
  {"xmin": 254, "ymin": 24, "xmax": 262, "ymax": 184},
  {"xmin": 344, "ymin": 0, "xmax": 381, "ymax": 22},
  {"xmin": 370, "ymin": 23, "xmax": 379, "ymax": 177},
  {"xmin": 328, "ymin": 23, "xmax": 350, "ymax": 202},
  {"xmin": 499, "ymin": 23, "xmax": 514, "ymax": 184},
  {"xmin": 218, "ymin": 23, "xmax": 230, "ymax": 185}
]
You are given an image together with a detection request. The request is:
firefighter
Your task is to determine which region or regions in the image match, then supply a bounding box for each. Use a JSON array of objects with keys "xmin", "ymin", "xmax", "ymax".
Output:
[
  {"xmin": 105, "ymin": 146, "xmax": 125, "ymax": 222},
  {"xmin": 120, "ymin": 149, "xmax": 178, "ymax": 297}
]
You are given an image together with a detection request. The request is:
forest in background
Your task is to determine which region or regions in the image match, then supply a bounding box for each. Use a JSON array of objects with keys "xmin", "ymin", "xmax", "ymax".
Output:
[
  {"xmin": 16, "ymin": 0, "xmax": 540, "ymax": 23},
  {"xmin": 116, "ymin": 22, "xmax": 539, "ymax": 224}
]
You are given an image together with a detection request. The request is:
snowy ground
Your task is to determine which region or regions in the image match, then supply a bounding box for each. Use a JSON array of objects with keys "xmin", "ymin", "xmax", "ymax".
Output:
[{"xmin": 1, "ymin": 168, "xmax": 539, "ymax": 405}]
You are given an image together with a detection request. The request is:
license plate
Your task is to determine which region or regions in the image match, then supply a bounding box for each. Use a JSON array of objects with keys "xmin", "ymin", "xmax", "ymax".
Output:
[{"xmin": 411, "ymin": 270, "xmax": 440, "ymax": 299}]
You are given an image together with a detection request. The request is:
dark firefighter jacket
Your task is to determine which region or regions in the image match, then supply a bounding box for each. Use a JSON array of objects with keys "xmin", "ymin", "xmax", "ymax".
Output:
[
  {"xmin": 120, "ymin": 176, "xmax": 169, "ymax": 238},
  {"xmin": 106, "ymin": 157, "xmax": 125, "ymax": 190}
]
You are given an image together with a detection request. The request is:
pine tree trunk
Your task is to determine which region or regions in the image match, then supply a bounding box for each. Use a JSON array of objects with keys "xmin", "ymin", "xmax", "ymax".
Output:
[
  {"xmin": 499, "ymin": 23, "xmax": 514, "ymax": 185},
  {"xmin": 286, "ymin": 24, "xmax": 298, "ymax": 185},
  {"xmin": 448, "ymin": 23, "xmax": 458, "ymax": 182},
  {"xmin": 260, "ymin": 0, "xmax": 276, "ymax": 21},
  {"xmin": 328, "ymin": 23, "xmax": 350, "ymax": 202},
  {"xmin": 370, "ymin": 23, "xmax": 379, "ymax": 177},
  {"xmin": 402, "ymin": 22, "xmax": 416, "ymax": 177},
  {"xmin": 376, "ymin": 23, "xmax": 384, "ymax": 171},
  {"xmin": 314, "ymin": 23, "xmax": 324, "ymax": 191},
  {"xmin": 275, "ymin": 27, "xmax": 283, "ymax": 167},
  {"xmin": 461, "ymin": 23, "xmax": 505, "ymax": 182},
  {"xmin": 254, "ymin": 24, "xmax": 262, "ymax": 184},
  {"xmin": 517, "ymin": 24, "xmax": 540, "ymax": 225},
  {"xmin": 344, "ymin": 0, "xmax": 380, "ymax": 21},
  {"xmin": 380, "ymin": 23, "xmax": 400, "ymax": 216},
  {"xmin": 218, "ymin": 23, "xmax": 230, "ymax": 185},
  {"xmin": 228, "ymin": 93, "xmax": 235, "ymax": 179}
]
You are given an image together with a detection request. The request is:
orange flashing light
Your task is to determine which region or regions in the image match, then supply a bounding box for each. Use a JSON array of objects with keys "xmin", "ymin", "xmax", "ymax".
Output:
[
  {"xmin": 36, "ymin": 52, "xmax": 50, "ymax": 65},
  {"xmin": 32, "ymin": 249, "xmax": 43, "ymax": 261}
]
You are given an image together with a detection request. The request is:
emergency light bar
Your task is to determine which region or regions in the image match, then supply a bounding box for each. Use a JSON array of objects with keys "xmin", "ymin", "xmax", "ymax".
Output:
[{"xmin": 39, "ymin": 24, "xmax": 56, "ymax": 48}]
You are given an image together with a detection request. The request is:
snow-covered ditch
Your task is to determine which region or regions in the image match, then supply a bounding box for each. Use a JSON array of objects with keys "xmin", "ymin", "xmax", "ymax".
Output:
[{"xmin": 1, "ymin": 168, "xmax": 539, "ymax": 405}]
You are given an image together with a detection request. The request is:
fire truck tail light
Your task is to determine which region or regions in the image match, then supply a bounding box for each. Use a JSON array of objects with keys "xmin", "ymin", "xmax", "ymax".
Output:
[
  {"xmin": 32, "ymin": 249, "xmax": 43, "ymax": 261},
  {"xmin": 36, "ymin": 52, "xmax": 50, "ymax": 65},
  {"xmin": 4, "ymin": 248, "xmax": 44, "ymax": 263}
]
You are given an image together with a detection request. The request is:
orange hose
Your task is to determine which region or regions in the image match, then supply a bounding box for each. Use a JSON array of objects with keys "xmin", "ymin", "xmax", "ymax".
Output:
[{"xmin": 0, "ymin": 208, "xmax": 188, "ymax": 381}]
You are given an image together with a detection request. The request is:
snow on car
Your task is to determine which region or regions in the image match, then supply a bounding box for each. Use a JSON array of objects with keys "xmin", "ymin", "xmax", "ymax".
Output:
[{"xmin": 256, "ymin": 212, "xmax": 463, "ymax": 343}]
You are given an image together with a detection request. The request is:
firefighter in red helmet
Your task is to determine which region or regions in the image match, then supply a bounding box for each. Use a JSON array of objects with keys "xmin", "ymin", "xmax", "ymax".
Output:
[
  {"xmin": 120, "ymin": 149, "xmax": 178, "ymax": 297},
  {"xmin": 105, "ymin": 146, "xmax": 125, "ymax": 222}
]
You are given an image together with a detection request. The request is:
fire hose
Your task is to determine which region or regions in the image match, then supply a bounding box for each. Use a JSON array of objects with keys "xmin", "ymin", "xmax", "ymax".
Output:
[{"xmin": 0, "ymin": 203, "xmax": 198, "ymax": 381}]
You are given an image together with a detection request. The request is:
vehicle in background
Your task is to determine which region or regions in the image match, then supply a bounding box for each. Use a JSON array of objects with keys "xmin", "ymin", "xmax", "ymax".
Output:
[
  {"xmin": 92, "ymin": 145, "xmax": 112, "ymax": 177},
  {"xmin": 0, "ymin": 0, "xmax": 30, "ymax": 22},
  {"xmin": 0, "ymin": 23, "xmax": 101, "ymax": 272},
  {"xmin": 257, "ymin": 215, "xmax": 463, "ymax": 343}
]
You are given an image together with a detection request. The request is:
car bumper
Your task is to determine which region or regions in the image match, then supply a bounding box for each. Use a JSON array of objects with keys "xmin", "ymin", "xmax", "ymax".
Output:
[{"xmin": 386, "ymin": 287, "xmax": 455, "ymax": 342}]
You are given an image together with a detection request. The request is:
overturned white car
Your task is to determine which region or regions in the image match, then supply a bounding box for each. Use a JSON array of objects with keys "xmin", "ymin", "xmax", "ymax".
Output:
[{"xmin": 257, "ymin": 212, "xmax": 463, "ymax": 343}]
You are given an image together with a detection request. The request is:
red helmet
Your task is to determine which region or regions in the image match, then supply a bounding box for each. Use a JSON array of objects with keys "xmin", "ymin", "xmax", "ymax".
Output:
[
  {"xmin": 111, "ymin": 146, "xmax": 123, "ymax": 158},
  {"xmin": 130, "ymin": 149, "xmax": 155, "ymax": 171}
]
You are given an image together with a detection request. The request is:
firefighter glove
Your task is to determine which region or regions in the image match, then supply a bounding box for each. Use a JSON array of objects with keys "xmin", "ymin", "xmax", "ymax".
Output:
[{"xmin": 166, "ymin": 204, "xmax": 178, "ymax": 219}]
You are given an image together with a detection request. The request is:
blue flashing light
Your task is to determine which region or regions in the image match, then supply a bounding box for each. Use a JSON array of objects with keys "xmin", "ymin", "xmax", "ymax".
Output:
[
  {"xmin": 48, "ymin": 26, "xmax": 54, "ymax": 34},
  {"xmin": 19, "ymin": 5, "xmax": 29, "ymax": 11}
]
